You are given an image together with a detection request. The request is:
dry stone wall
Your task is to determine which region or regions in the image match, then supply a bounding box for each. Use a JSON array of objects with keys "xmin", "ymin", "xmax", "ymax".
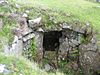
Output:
[{"xmin": 0, "ymin": 10, "xmax": 99, "ymax": 74}]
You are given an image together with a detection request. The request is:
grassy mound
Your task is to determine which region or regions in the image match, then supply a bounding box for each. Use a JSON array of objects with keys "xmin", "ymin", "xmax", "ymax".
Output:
[{"xmin": 9, "ymin": 0, "xmax": 100, "ymax": 32}]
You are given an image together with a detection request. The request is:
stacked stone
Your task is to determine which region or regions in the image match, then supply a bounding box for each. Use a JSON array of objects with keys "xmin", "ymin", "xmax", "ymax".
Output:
[
  {"xmin": 16, "ymin": 16, "xmax": 43, "ymax": 62},
  {"xmin": 10, "ymin": 13, "xmax": 99, "ymax": 74}
]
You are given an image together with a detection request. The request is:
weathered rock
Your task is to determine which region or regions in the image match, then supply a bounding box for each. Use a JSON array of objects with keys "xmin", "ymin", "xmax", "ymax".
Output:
[
  {"xmin": 44, "ymin": 64, "xmax": 53, "ymax": 71},
  {"xmin": 28, "ymin": 17, "xmax": 42, "ymax": 28},
  {"xmin": 0, "ymin": 0, "xmax": 8, "ymax": 6},
  {"xmin": 0, "ymin": 19, "xmax": 3, "ymax": 29},
  {"xmin": 10, "ymin": 28, "xmax": 23, "ymax": 57},
  {"xmin": 22, "ymin": 13, "xmax": 28, "ymax": 18},
  {"xmin": 69, "ymin": 39, "xmax": 79, "ymax": 47},
  {"xmin": 11, "ymin": 28, "xmax": 22, "ymax": 37},
  {"xmin": 79, "ymin": 41, "xmax": 100, "ymax": 75},
  {"xmin": 34, "ymin": 32, "xmax": 43, "ymax": 62},
  {"xmin": 59, "ymin": 37, "xmax": 69, "ymax": 54},
  {"xmin": 17, "ymin": 17, "xmax": 32, "ymax": 35},
  {"xmin": 59, "ymin": 22, "xmax": 71, "ymax": 29},
  {"xmin": 79, "ymin": 43, "xmax": 97, "ymax": 52},
  {"xmin": 65, "ymin": 61, "xmax": 78, "ymax": 71},
  {"xmin": 37, "ymin": 27, "xmax": 44, "ymax": 32},
  {"xmin": 0, "ymin": 64, "xmax": 11, "ymax": 74},
  {"xmin": 9, "ymin": 35, "xmax": 23, "ymax": 57},
  {"xmin": 79, "ymin": 51, "xmax": 100, "ymax": 75},
  {"xmin": 23, "ymin": 33, "xmax": 35, "ymax": 42},
  {"xmin": 8, "ymin": 13, "xmax": 19, "ymax": 20}
]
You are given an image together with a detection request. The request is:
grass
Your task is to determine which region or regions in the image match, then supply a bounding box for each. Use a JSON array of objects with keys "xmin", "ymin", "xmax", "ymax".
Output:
[
  {"xmin": 9, "ymin": 0, "xmax": 100, "ymax": 31},
  {"xmin": 0, "ymin": 53, "xmax": 65, "ymax": 75}
]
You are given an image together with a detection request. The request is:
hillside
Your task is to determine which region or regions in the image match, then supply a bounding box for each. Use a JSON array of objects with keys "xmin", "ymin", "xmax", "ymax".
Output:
[{"xmin": 0, "ymin": 0, "xmax": 100, "ymax": 75}]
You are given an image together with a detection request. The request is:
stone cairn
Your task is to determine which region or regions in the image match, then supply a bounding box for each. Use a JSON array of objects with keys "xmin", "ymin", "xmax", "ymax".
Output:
[{"xmin": 3, "ymin": 13, "xmax": 99, "ymax": 75}]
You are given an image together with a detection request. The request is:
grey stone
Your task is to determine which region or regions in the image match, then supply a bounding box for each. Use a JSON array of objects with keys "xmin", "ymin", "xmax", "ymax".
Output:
[
  {"xmin": 28, "ymin": 17, "xmax": 42, "ymax": 28},
  {"xmin": 11, "ymin": 28, "xmax": 22, "ymax": 37},
  {"xmin": 9, "ymin": 35, "xmax": 23, "ymax": 57},
  {"xmin": 0, "ymin": 64, "xmax": 11, "ymax": 74},
  {"xmin": 17, "ymin": 17, "xmax": 32, "ymax": 35},
  {"xmin": 44, "ymin": 64, "xmax": 52, "ymax": 71},
  {"xmin": 0, "ymin": 0, "xmax": 8, "ymax": 6},
  {"xmin": 69, "ymin": 39, "xmax": 79, "ymax": 47},
  {"xmin": 60, "ymin": 23, "xmax": 71, "ymax": 29},
  {"xmin": 23, "ymin": 33, "xmax": 35, "ymax": 42},
  {"xmin": 34, "ymin": 32, "xmax": 43, "ymax": 62},
  {"xmin": 79, "ymin": 51, "xmax": 100, "ymax": 75},
  {"xmin": 0, "ymin": 19, "xmax": 3, "ymax": 29},
  {"xmin": 79, "ymin": 43, "xmax": 97, "ymax": 52},
  {"xmin": 90, "ymin": 36, "xmax": 97, "ymax": 44},
  {"xmin": 0, "ymin": 64, "xmax": 5, "ymax": 73},
  {"xmin": 4, "ymin": 44, "xmax": 10, "ymax": 55},
  {"xmin": 37, "ymin": 27, "xmax": 44, "ymax": 32},
  {"xmin": 8, "ymin": 13, "xmax": 19, "ymax": 20},
  {"xmin": 22, "ymin": 13, "xmax": 28, "ymax": 18},
  {"xmin": 59, "ymin": 38, "xmax": 69, "ymax": 52},
  {"xmin": 96, "ymin": 0, "xmax": 100, "ymax": 2}
]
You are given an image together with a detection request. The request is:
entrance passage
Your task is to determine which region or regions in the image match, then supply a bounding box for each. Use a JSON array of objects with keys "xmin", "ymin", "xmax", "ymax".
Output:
[{"xmin": 43, "ymin": 31, "xmax": 62, "ymax": 51}]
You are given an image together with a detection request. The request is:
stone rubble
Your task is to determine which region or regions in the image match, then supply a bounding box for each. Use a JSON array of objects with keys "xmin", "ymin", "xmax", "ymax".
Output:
[{"xmin": 0, "ymin": 64, "xmax": 11, "ymax": 74}]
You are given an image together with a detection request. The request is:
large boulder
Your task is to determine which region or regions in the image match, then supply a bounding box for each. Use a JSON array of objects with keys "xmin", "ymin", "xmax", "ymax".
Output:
[{"xmin": 79, "ymin": 43, "xmax": 100, "ymax": 75}]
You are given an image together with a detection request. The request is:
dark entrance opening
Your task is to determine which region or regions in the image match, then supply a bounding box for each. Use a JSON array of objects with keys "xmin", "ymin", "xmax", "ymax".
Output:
[{"xmin": 43, "ymin": 31, "xmax": 62, "ymax": 51}]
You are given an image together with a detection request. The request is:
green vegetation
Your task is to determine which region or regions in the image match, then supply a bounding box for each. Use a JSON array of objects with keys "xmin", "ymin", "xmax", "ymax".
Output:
[
  {"xmin": 0, "ymin": 53, "xmax": 65, "ymax": 75},
  {"xmin": 9, "ymin": 0, "xmax": 100, "ymax": 31},
  {"xmin": 0, "ymin": 0, "xmax": 100, "ymax": 75}
]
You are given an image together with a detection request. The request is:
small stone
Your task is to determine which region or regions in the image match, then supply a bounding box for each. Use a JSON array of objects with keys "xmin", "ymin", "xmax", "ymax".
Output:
[
  {"xmin": 11, "ymin": 28, "xmax": 22, "ymax": 37},
  {"xmin": 37, "ymin": 28, "xmax": 44, "ymax": 32},
  {"xmin": 8, "ymin": 13, "xmax": 19, "ymax": 20},
  {"xmin": 17, "ymin": 17, "xmax": 32, "ymax": 35},
  {"xmin": 86, "ymin": 22, "xmax": 90, "ymax": 26},
  {"xmin": 0, "ymin": 64, "xmax": 5, "ymax": 73},
  {"xmin": 62, "ymin": 23, "xmax": 71, "ymax": 29},
  {"xmin": 0, "ymin": 19, "xmax": 3, "ymax": 29},
  {"xmin": 0, "ymin": 0, "xmax": 8, "ymax": 6},
  {"xmin": 3, "ymin": 69, "xmax": 11, "ymax": 75},
  {"xmin": 69, "ymin": 39, "xmax": 79, "ymax": 47},
  {"xmin": 9, "ymin": 35, "xmax": 23, "ymax": 57},
  {"xmin": 28, "ymin": 17, "xmax": 42, "ymax": 28},
  {"xmin": 0, "ymin": 64, "xmax": 11, "ymax": 74},
  {"xmin": 44, "ymin": 64, "xmax": 52, "ymax": 71},
  {"xmin": 23, "ymin": 33, "xmax": 35, "ymax": 42},
  {"xmin": 22, "ymin": 13, "xmax": 28, "ymax": 18}
]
